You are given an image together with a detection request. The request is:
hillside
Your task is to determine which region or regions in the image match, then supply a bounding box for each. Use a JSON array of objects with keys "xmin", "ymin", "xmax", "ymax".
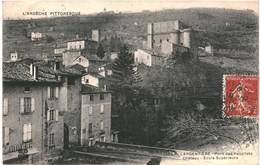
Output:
[{"xmin": 3, "ymin": 8, "xmax": 258, "ymax": 62}]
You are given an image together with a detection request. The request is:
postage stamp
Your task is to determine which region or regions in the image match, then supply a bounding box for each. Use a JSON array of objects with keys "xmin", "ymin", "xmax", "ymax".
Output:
[{"xmin": 223, "ymin": 75, "xmax": 259, "ymax": 117}]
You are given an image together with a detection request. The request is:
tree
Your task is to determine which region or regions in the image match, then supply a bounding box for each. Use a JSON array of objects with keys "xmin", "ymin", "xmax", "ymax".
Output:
[
  {"xmin": 96, "ymin": 43, "xmax": 105, "ymax": 59},
  {"xmin": 109, "ymin": 45, "xmax": 138, "ymax": 93},
  {"xmin": 108, "ymin": 45, "xmax": 142, "ymax": 143}
]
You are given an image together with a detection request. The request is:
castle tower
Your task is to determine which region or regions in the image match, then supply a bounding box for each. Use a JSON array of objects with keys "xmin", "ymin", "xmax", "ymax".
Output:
[
  {"xmin": 92, "ymin": 30, "xmax": 100, "ymax": 42},
  {"xmin": 170, "ymin": 30, "xmax": 180, "ymax": 44},
  {"xmin": 147, "ymin": 23, "xmax": 154, "ymax": 49}
]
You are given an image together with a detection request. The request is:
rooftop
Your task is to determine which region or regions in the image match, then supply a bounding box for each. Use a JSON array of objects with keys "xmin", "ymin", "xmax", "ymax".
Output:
[
  {"xmin": 83, "ymin": 72, "xmax": 105, "ymax": 79},
  {"xmin": 69, "ymin": 63, "xmax": 87, "ymax": 72},
  {"xmin": 67, "ymin": 38, "xmax": 99, "ymax": 43},
  {"xmin": 3, "ymin": 59, "xmax": 81, "ymax": 83},
  {"xmin": 81, "ymin": 84, "xmax": 111, "ymax": 94},
  {"xmin": 138, "ymin": 49, "xmax": 163, "ymax": 57}
]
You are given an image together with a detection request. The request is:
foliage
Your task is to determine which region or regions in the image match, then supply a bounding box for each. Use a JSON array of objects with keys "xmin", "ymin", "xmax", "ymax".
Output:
[
  {"xmin": 162, "ymin": 112, "xmax": 259, "ymax": 150},
  {"xmin": 46, "ymin": 35, "xmax": 54, "ymax": 43},
  {"xmin": 109, "ymin": 36, "xmax": 124, "ymax": 52},
  {"xmin": 96, "ymin": 43, "xmax": 105, "ymax": 59}
]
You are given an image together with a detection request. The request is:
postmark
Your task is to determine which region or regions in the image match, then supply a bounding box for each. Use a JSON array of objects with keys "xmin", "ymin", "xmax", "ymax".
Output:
[{"xmin": 223, "ymin": 75, "xmax": 258, "ymax": 117}]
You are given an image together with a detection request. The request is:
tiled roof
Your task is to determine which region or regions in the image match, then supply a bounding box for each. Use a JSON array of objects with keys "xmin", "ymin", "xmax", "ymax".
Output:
[
  {"xmin": 139, "ymin": 49, "xmax": 163, "ymax": 57},
  {"xmin": 83, "ymin": 72, "xmax": 105, "ymax": 79},
  {"xmin": 69, "ymin": 63, "xmax": 86, "ymax": 72},
  {"xmin": 3, "ymin": 61, "xmax": 58, "ymax": 82},
  {"xmin": 3, "ymin": 59, "xmax": 81, "ymax": 83},
  {"xmin": 81, "ymin": 84, "xmax": 110, "ymax": 94}
]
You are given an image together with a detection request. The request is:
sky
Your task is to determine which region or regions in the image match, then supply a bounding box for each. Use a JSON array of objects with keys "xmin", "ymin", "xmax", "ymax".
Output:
[{"xmin": 2, "ymin": 1, "xmax": 259, "ymax": 20}]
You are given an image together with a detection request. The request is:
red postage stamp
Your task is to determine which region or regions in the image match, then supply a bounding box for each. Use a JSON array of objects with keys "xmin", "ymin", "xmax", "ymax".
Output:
[{"xmin": 223, "ymin": 75, "xmax": 259, "ymax": 117}]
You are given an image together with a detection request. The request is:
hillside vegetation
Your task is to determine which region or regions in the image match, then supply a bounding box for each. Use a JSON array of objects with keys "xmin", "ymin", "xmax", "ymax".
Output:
[{"xmin": 3, "ymin": 8, "xmax": 258, "ymax": 61}]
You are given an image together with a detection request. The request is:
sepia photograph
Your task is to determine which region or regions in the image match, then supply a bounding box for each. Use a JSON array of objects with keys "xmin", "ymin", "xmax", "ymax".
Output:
[{"xmin": 2, "ymin": 1, "xmax": 259, "ymax": 164}]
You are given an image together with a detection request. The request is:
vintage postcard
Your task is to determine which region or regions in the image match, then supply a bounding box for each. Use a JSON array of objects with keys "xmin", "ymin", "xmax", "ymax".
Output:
[{"xmin": 2, "ymin": 1, "xmax": 259, "ymax": 165}]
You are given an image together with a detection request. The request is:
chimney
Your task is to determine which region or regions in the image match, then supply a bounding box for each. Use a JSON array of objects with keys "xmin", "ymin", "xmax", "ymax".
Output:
[
  {"xmin": 33, "ymin": 65, "xmax": 37, "ymax": 80},
  {"xmin": 30, "ymin": 64, "xmax": 34, "ymax": 75},
  {"xmin": 30, "ymin": 63, "xmax": 38, "ymax": 80}
]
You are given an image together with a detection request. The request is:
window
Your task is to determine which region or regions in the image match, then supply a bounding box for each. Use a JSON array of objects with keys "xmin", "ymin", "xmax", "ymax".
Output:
[
  {"xmin": 68, "ymin": 77, "xmax": 75, "ymax": 85},
  {"xmin": 147, "ymin": 56, "xmax": 149, "ymax": 60},
  {"xmin": 88, "ymin": 138, "xmax": 94, "ymax": 146},
  {"xmin": 48, "ymin": 87, "xmax": 59, "ymax": 98},
  {"xmin": 50, "ymin": 87, "xmax": 55, "ymax": 98},
  {"xmin": 20, "ymin": 97, "xmax": 35, "ymax": 114},
  {"xmin": 88, "ymin": 123, "xmax": 92, "ymax": 134},
  {"xmin": 3, "ymin": 127, "xmax": 9, "ymax": 145},
  {"xmin": 89, "ymin": 106, "xmax": 93, "ymax": 115},
  {"xmin": 50, "ymin": 110, "xmax": 55, "ymax": 121},
  {"xmin": 160, "ymin": 39, "xmax": 162, "ymax": 43},
  {"xmin": 90, "ymin": 95, "xmax": 94, "ymax": 101},
  {"xmin": 24, "ymin": 98, "xmax": 31, "ymax": 113},
  {"xmin": 100, "ymin": 105, "xmax": 104, "ymax": 114},
  {"xmin": 79, "ymin": 45, "xmax": 81, "ymax": 49},
  {"xmin": 100, "ymin": 121, "xmax": 104, "ymax": 130},
  {"xmin": 100, "ymin": 135, "xmax": 105, "ymax": 142},
  {"xmin": 49, "ymin": 134, "xmax": 55, "ymax": 146},
  {"xmin": 3, "ymin": 98, "xmax": 8, "ymax": 115},
  {"xmin": 55, "ymin": 62, "xmax": 60, "ymax": 70},
  {"xmin": 47, "ymin": 110, "xmax": 58, "ymax": 121},
  {"xmin": 23, "ymin": 123, "xmax": 32, "ymax": 142},
  {"xmin": 100, "ymin": 94, "xmax": 104, "ymax": 100},
  {"xmin": 86, "ymin": 79, "xmax": 89, "ymax": 83},
  {"xmin": 167, "ymin": 39, "xmax": 169, "ymax": 42},
  {"xmin": 24, "ymin": 87, "xmax": 31, "ymax": 92}
]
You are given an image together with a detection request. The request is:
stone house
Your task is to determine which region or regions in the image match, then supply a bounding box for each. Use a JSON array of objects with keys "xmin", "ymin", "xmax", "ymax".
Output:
[
  {"xmin": 80, "ymin": 84, "xmax": 112, "ymax": 146},
  {"xmin": 2, "ymin": 59, "xmax": 81, "ymax": 163},
  {"xmin": 81, "ymin": 73, "xmax": 106, "ymax": 90},
  {"xmin": 134, "ymin": 49, "xmax": 162, "ymax": 67},
  {"xmin": 31, "ymin": 32, "xmax": 43, "ymax": 41}
]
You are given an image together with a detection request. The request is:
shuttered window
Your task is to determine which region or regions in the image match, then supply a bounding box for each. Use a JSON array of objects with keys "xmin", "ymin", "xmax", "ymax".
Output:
[
  {"xmin": 20, "ymin": 98, "xmax": 34, "ymax": 114},
  {"xmin": 48, "ymin": 87, "xmax": 59, "ymax": 98},
  {"xmin": 100, "ymin": 105, "xmax": 104, "ymax": 114},
  {"xmin": 100, "ymin": 121, "xmax": 104, "ymax": 130},
  {"xmin": 3, "ymin": 98, "xmax": 8, "ymax": 115},
  {"xmin": 49, "ymin": 133, "xmax": 55, "ymax": 146},
  {"xmin": 47, "ymin": 110, "xmax": 59, "ymax": 121},
  {"xmin": 3, "ymin": 127, "xmax": 9, "ymax": 145},
  {"xmin": 23, "ymin": 123, "xmax": 32, "ymax": 142}
]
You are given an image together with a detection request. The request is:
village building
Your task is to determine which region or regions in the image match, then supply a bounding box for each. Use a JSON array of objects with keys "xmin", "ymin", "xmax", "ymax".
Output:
[
  {"xmin": 31, "ymin": 32, "xmax": 43, "ymax": 41},
  {"xmin": 81, "ymin": 73, "xmax": 106, "ymax": 90},
  {"xmin": 110, "ymin": 52, "xmax": 118, "ymax": 61},
  {"xmin": 2, "ymin": 58, "xmax": 81, "ymax": 164},
  {"xmin": 72, "ymin": 55, "xmax": 89, "ymax": 68},
  {"xmin": 62, "ymin": 50, "xmax": 82, "ymax": 66},
  {"xmin": 80, "ymin": 84, "xmax": 113, "ymax": 146},
  {"xmin": 97, "ymin": 63, "xmax": 113, "ymax": 77},
  {"xmin": 205, "ymin": 44, "xmax": 214, "ymax": 55},
  {"xmin": 134, "ymin": 49, "xmax": 163, "ymax": 67},
  {"xmin": 66, "ymin": 39, "xmax": 99, "ymax": 55},
  {"xmin": 10, "ymin": 51, "xmax": 18, "ymax": 61},
  {"xmin": 54, "ymin": 47, "xmax": 67, "ymax": 55}
]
